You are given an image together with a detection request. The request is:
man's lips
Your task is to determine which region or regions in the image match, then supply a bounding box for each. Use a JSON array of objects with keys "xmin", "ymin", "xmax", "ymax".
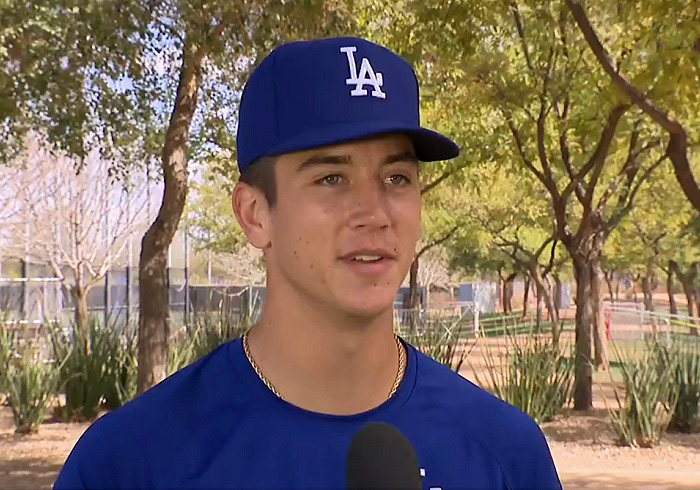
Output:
[
  {"xmin": 339, "ymin": 248, "xmax": 398, "ymax": 261},
  {"xmin": 338, "ymin": 249, "xmax": 398, "ymax": 278}
]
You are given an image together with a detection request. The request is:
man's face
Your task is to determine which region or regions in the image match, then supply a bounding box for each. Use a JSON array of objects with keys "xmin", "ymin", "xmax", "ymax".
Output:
[{"xmin": 241, "ymin": 134, "xmax": 422, "ymax": 319}]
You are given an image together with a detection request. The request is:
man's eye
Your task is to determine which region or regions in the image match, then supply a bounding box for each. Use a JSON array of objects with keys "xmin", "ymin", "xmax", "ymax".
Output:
[
  {"xmin": 385, "ymin": 174, "xmax": 411, "ymax": 186},
  {"xmin": 318, "ymin": 174, "xmax": 344, "ymax": 186}
]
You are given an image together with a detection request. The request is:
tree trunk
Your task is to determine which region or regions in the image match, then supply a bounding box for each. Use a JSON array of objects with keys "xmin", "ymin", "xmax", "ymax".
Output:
[
  {"xmin": 670, "ymin": 261, "xmax": 699, "ymax": 336},
  {"xmin": 496, "ymin": 269, "xmax": 504, "ymax": 313},
  {"xmin": 138, "ymin": 43, "xmax": 204, "ymax": 394},
  {"xmin": 603, "ymin": 269, "xmax": 615, "ymax": 304},
  {"xmin": 535, "ymin": 275, "xmax": 542, "ymax": 330},
  {"xmin": 502, "ymin": 280, "xmax": 510, "ymax": 314},
  {"xmin": 504, "ymin": 273, "xmax": 516, "ymax": 314},
  {"xmin": 591, "ymin": 259, "xmax": 608, "ymax": 370},
  {"xmin": 522, "ymin": 276, "xmax": 530, "ymax": 319},
  {"xmin": 641, "ymin": 261, "xmax": 655, "ymax": 312},
  {"xmin": 72, "ymin": 284, "xmax": 90, "ymax": 354},
  {"xmin": 553, "ymin": 274, "xmax": 562, "ymax": 319},
  {"xmin": 631, "ymin": 274, "xmax": 640, "ymax": 303},
  {"xmin": 404, "ymin": 256, "xmax": 420, "ymax": 329},
  {"xmin": 531, "ymin": 270, "xmax": 560, "ymax": 347},
  {"xmin": 667, "ymin": 265, "xmax": 678, "ymax": 315},
  {"xmin": 573, "ymin": 258, "xmax": 593, "ymax": 411}
]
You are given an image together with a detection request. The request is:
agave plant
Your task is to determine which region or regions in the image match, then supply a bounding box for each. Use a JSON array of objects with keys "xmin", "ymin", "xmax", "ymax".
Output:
[
  {"xmin": 48, "ymin": 316, "xmax": 132, "ymax": 421},
  {"xmin": 606, "ymin": 339, "xmax": 680, "ymax": 447},
  {"xmin": 468, "ymin": 323, "xmax": 574, "ymax": 424},
  {"xmin": 0, "ymin": 325, "xmax": 65, "ymax": 434}
]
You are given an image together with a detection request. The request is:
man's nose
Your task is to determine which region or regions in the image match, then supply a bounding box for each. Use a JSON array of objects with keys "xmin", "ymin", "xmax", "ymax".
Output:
[{"xmin": 346, "ymin": 179, "xmax": 391, "ymax": 230}]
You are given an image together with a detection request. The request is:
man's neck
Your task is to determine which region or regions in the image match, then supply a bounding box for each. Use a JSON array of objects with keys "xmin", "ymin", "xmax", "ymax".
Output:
[{"xmin": 244, "ymin": 291, "xmax": 402, "ymax": 416}]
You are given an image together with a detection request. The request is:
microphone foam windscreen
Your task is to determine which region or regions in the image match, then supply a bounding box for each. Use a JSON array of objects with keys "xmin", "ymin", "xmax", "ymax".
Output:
[{"xmin": 346, "ymin": 422, "xmax": 421, "ymax": 490}]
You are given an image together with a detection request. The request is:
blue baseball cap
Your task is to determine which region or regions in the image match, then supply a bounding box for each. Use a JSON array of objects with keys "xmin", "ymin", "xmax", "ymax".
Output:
[{"xmin": 236, "ymin": 37, "xmax": 460, "ymax": 172}]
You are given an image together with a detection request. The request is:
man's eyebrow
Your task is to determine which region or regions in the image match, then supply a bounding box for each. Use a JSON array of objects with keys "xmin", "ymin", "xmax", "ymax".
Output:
[
  {"xmin": 296, "ymin": 149, "xmax": 418, "ymax": 171},
  {"xmin": 383, "ymin": 150, "xmax": 418, "ymax": 165},
  {"xmin": 297, "ymin": 154, "xmax": 352, "ymax": 171}
]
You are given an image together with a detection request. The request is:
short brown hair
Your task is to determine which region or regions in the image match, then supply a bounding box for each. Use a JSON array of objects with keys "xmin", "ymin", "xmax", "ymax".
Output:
[{"xmin": 239, "ymin": 155, "xmax": 278, "ymax": 207}]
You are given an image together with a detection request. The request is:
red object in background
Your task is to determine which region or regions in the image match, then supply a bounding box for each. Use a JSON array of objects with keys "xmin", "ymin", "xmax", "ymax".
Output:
[{"xmin": 605, "ymin": 309, "xmax": 612, "ymax": 340}]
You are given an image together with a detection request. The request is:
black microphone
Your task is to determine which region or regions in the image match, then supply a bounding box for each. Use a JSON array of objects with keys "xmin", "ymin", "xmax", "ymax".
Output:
[{"xmin": 346, "ymin": 422, "xmax": 421, "ymax": 490}]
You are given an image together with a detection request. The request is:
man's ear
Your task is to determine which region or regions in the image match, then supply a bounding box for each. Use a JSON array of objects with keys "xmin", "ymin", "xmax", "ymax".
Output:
[{"xmin": 231, "ymin": 182, "xmax": 272, "ymax": 250}]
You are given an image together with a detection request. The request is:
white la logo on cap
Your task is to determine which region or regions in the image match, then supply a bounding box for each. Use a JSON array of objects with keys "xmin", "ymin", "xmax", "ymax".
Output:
[{"xmin": 340, "ymin": 46, "xmax": 386, "ymax": 99}]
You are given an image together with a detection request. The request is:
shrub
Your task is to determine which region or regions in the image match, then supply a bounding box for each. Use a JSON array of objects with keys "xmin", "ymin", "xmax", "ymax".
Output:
[
  {"xmin": 656, "ymin": 340, "xmax": 700, "ymax": 434},
  {"xmin": 102, "ymin": 321, "xmax": 138, "ymax": 410},
  {"xmin": 401, "ymin": 314, "xmax": 471, "ymax": 373},
  {"xmin": 48, "ymin": 316, "xmax": 130, "ymax": 421},
  {"xmin": 0, "ymin": 325, "xmax": 64, "ymax": 434},
  {"xmin": 606, "ymin": 340, "xmax": 680, "ymax": 447},
  {"xmin": 168, "ymin": 312, "xmax": 250, "ymax": 375},
  {"xmin": 468, "ymin": 327, "xmax": 573, "ymax": 424}
]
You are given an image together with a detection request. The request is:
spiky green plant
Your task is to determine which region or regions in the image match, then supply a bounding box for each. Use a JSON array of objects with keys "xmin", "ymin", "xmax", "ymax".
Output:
[
  {"xmin": 0, "ymin": 325, "xmax": 65, "ymax": 434},
  {"xmin": 655, "ymin": 340, "xmax": 700, "ymax": 433},
  {"xmin": 606, "ymin": 340, "xmax": 680, "ymax": 447},
  {"xmin": 48, "ymin": 316, "xmax": 128, "ymax": 421},
  {"xmin": 468, "ymin": 324, "xmax": 574, "ymax": 424},
  {"xmin": 400, "ymin": 313, "xmax": 472, "ymax": 372},
  {"xmin": 168, "ymin": 311, "xmax": 251, "ymax": 375}
]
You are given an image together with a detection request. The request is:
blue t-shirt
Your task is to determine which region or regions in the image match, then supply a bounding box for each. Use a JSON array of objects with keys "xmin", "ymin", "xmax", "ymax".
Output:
[{"xmin": 54, "ymin": 338, "xmax": 561, "ymax": 489}]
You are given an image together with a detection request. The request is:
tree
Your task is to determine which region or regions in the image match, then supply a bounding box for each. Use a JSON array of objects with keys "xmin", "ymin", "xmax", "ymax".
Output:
[
  {"xmin": 411, "ymin": 0, "xmax": 672, "ymax": 409},
  {"xmin": 3, "ymin": 0, "xmax": 365, "ymax": 392},
  {"xmin": 0, "ymin": 137, "xmax": 148, "ymax": 338},
  {"xmin": 449, "ymin": 162, "xmax": 567, "ymax": 344},
  {"xmin": 565, "ymin": 0, "xmax": 700, "ymax": 214}
]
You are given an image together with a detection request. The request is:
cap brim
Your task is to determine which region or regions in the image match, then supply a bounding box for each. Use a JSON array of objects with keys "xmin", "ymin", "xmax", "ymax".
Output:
[{"xmin": 264, "ymin": 120, "xmax": 460, "ymax": 162}]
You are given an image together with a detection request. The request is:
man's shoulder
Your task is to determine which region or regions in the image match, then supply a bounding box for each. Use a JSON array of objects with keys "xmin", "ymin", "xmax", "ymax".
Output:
[
  {"xmin": 413, "ymin": 345, "xmax": 537, "ymax": 431},
  {"xmin": 411, "ymin": 346, "xmax": 561, "ymax": 489},
  {"xmin": 54, "ymin": 340, "xmax": 240, "ymax": 489}
]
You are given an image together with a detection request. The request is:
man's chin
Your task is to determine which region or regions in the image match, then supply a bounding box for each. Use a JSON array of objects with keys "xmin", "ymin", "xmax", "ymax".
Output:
[{"xmin": 338, "ymin": 294, "xmax": 397, "ymax": 320}]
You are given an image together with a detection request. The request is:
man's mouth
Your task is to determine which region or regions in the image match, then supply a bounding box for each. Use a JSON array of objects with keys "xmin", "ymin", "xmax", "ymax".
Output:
[
  {"xmin": 351, "ymin": 254, "xmax": 383, "ymax": 262},
  {"xmin": 340, "ymin": 249, "xmax": 398, "ymax": 278}
]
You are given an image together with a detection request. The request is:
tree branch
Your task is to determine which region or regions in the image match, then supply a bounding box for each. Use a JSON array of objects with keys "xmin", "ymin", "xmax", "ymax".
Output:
[
  {"xmin": 420, "ymin": 164, "xmax": 465, "ymax": 195},
  {"xmin": 417, "ymin": 225, "xmax": 459, "ymax": 258},
  {"xmin": 509, "ymin": 1, "xmax": 535, "ymax": 74},
  {"xmin": 565, "ymin": 0, "xmax": 700, "ymax": 214},
  {"xmin": 581, "ymin": 104, "xmax": 629, "ymax": 206},
  {"xmin": 564, "ymin": 0, "xmax": 682, "ymax": 135}
]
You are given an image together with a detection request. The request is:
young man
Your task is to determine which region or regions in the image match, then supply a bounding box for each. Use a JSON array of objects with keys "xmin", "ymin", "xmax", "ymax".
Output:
[{"xmin": 55, "ymin": 37, "xmax": 561, "ymax": 489}]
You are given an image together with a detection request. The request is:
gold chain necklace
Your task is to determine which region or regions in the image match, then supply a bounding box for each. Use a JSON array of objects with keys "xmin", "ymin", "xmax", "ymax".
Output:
[{"xmin": 242, "ymin": 332, "xmax": 406, "ymax": 402}]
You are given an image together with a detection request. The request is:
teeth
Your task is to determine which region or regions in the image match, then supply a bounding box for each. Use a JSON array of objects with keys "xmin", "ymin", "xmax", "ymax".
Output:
[{"xmin": 353, "ymin": 255, "xmax": 382, "ymax": 262}]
